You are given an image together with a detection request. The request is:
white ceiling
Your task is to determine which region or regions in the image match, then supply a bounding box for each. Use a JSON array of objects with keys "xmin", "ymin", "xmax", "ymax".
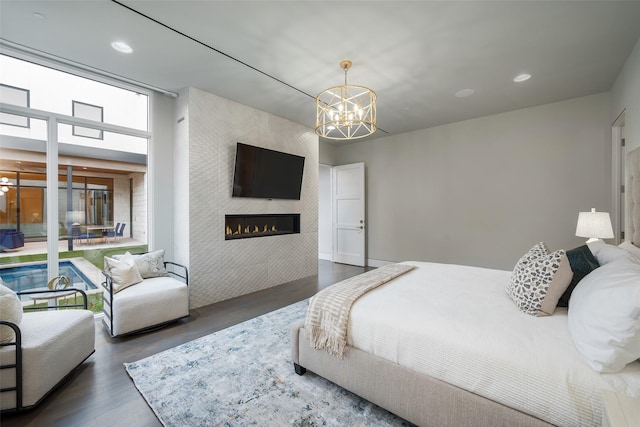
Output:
[{"xmin": 1, "ymin": 1, "xmax": 640, "ymax": 143}]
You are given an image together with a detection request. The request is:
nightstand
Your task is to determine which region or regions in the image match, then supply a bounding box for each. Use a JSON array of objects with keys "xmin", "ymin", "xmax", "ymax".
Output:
[{"xmin": 602, "ymin": 391, "xmax": 640, "ymax": 427}]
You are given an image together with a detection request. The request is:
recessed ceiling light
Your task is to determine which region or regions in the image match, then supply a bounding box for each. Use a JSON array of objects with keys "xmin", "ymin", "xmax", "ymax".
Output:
[
  {"xmin": 33, "ymin": 12, "xmax": 45, "ymax": 19},
  {"xmin": 455, "ymin": 88, "xmax": 475, "ymax": 98},
  {"xmin": 513, "ymin": 73, "xmax": 532, "ymax": 83},
  {"xmin": 111, "ymin": 41, "xmax": 133, "ymax": 54}
]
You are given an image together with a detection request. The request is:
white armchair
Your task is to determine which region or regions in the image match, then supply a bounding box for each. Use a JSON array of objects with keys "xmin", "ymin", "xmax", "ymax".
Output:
[
  {"xmin": 0, "ymin": 286, "xmax": 95, "ymax": 413},
  {"xmin": 102, "ymin": 250, "xmax": 189, "ymax": 337}
]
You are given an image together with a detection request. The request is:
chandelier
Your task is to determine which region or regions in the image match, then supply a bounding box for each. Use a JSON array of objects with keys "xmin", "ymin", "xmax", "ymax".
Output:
[
  {"xmin": 315, "ymin": 60, "xmax": 377, "ymax": 140},
  {"xmin": 0, "ymin": 177, "xmax": 13, "ymax": 196}
]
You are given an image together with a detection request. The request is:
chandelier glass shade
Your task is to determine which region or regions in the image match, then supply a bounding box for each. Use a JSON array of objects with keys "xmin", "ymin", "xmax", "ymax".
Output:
[
  {"xmin": 315, "ymin": 60, "xmax": 377, "ymax": 140},
  {"xmin": 0, "ymin": 177, "xmax": 12, "ymax": 196}
]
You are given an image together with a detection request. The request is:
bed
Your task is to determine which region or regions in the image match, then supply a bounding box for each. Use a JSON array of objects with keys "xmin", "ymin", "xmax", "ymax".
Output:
[{"xmin": 290, "ymin": 149, "xmax": 640, "ymax": 427}]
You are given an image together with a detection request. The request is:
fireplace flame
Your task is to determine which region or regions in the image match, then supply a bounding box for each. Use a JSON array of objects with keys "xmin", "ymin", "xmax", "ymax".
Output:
[{"xmin": 225, "ymin": 222, "xmax": 278, "ymax": 238}]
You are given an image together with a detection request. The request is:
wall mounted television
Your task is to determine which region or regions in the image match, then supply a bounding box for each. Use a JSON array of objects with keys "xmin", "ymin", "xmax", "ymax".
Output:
[{"xmin": 232, "ymin": 142, "xmax": 305, "ymax": 200}]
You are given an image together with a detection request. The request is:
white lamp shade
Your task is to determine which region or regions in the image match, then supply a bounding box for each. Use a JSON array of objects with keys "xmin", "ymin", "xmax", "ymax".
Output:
[{"xmin": 575, "ymin": 208, "xmax": 614, "ymax": 241}]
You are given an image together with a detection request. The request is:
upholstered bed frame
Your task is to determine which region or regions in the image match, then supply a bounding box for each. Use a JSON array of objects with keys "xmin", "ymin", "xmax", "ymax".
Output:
[
  {"xmin": 290, "ymin": 146, "xmax": 640, "ymax": 426},
  {"xmin": 291, "ymin": 318, "xmax": 552, "ymax": 426}
]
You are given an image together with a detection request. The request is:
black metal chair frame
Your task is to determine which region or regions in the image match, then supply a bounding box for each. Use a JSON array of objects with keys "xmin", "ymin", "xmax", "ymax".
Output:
[
  {"xmin": 0, "ymin": 288, "xmax": 93, "ymax": 413},
  {"xmin": 102, "ymin": 260, "xmax": 189, "ymax": 337}
]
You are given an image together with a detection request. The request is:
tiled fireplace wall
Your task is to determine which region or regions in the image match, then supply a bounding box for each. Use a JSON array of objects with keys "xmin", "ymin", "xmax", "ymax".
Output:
[{"xmin": 174, "ymin": 87, "xmax": 319, "ymax": 309}]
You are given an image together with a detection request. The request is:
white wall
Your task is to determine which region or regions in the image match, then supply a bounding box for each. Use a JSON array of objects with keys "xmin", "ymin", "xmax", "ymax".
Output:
[
  {"xmin": 329, "ymin": 93, "xmax": 611, "ymax": 270},
  {"xmin": 318, "ymin": 164, "xmax": 332, "ymax": 260},
  {"xmin": 173, "ymin": 88, "xmax": 318, "ymax": 309},
  {"xmin": 149, "ymin": 92, "xmax": 175, "ymax": 258},
  {"xmin": 319, "ymin": 141, "xmax": 338, "ymax": 165},
  {"xmin": 611, "ymin": 38, "xmax": 640, "ymax": 152},
  {"xmin": 172, "ymin": 90, "xmax": 190, "ymax": 267}
]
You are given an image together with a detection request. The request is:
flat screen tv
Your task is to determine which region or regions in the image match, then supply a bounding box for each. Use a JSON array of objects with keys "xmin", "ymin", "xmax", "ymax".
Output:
[{"xmin": 232, "ymin": 142, "xmax": 305, "ymax": 200}]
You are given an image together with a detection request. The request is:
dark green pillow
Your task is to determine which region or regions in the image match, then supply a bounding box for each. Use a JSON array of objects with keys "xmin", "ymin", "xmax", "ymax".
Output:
[{"xmin": 557, "ymin": 245, "xmax": 600, "ymax": 307}]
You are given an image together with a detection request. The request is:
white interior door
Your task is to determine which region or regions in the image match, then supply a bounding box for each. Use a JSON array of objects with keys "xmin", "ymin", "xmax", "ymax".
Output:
[{"xmin": 332, "ymin": 162, "xmax": 365, "ymax": 266}]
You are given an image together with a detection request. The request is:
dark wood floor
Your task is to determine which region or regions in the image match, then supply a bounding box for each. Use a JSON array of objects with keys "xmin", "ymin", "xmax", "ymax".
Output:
[{"xmin": 1, "ymin": 260, "xmax": 369, "ymax": 427}]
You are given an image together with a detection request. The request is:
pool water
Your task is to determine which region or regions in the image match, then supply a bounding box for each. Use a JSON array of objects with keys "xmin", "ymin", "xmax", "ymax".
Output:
[{"xmin": 0, "ymin": 261, "xmax": 97, "ymax": 298}]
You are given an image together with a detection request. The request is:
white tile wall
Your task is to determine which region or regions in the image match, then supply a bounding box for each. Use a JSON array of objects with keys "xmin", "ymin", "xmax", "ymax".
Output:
[{"xmin": 175, "ymin": 88, "xmax": 318, "ymax": 308}]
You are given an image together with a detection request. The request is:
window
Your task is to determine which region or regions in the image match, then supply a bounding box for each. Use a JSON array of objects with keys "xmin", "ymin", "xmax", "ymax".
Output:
[
  {"xmin": 0, "ymin": 54, "xmax": 151, "ymax": 316},
  {"xmin": 72, "ymin": 100, "xmax": 104, "ymax": 139},
  {"xmin": 1, "ymin": 54, "xmax": 149, "ymax": 246},
  {"xmin": 0, "ymin": 83, "xmax": 30, "ymax": 127}
]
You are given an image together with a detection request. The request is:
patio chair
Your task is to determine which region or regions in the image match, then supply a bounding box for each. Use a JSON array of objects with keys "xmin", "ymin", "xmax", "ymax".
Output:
[
  {"xmin": 0, "ymin": 284, "xmax": 95, "ymax": 412},
  {"xmin": 115, "ymin": 223, "xmax": 126, "ymax": 241},
  {"xmin": 105, "ymin": 222, "xmax": 120, "ymax": 242},
  {"xmin": 71, "ymin": 225, "xmax": 95, "ymax": 245}
]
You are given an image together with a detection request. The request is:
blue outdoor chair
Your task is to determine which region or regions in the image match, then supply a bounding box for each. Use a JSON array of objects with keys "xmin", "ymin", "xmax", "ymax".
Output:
[
  {"xmin": 115, "ymin": 223, "xmax": 126, "ymax": 241},
  {"xmin": 71, "ymin": 226, "xmax": 95, "ymax": 245},
  {"xmin": 106, "ymin": 223, "xmax": 120, "ymax": 242}
]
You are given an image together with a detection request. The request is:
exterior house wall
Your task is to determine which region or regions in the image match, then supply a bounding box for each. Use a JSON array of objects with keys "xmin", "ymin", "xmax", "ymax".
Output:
[
  {"xmin": 113, "ymin": 176, "xmax": 130, "ymax": 238},
  {"xmin": 130, "ymin": 172, "xmax": 146, "ymax": 243}
]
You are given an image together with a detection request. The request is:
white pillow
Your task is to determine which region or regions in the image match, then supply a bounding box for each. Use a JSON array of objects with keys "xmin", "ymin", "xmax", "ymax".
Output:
[
  {"xmin": 104, "ymin": 253, "xmax": 143, "ymax": 293},
  {"xmin": 568, "ymin": 257, "xmax": 640, "ymax": 373},
  {"xmin": 619, "ymin": 241, "xmax": 640, "ymax": 260},
  {"xmin": 587, "ymin": 240, "xmax": 637, "ymax": 265},
  {"xmin": 0, "ymin": 283, "xmax": 23, "ymax": 344}
]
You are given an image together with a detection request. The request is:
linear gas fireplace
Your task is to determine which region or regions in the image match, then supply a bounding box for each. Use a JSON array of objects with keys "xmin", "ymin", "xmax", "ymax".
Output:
[{"xmin": 225, "ymin": 214, "xmax": 301, "ymax": 240}]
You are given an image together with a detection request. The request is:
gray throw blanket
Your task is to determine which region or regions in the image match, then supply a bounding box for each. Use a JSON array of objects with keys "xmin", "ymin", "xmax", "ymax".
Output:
[{"xmin": 304, "ymin": 263, "xmax": 416, "ymax": 358}]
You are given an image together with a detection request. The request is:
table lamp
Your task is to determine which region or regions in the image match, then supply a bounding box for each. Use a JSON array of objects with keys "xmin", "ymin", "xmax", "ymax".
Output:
[{"xmin": 575, "ymin": 208, "xmax": 614, "ymax": 243}]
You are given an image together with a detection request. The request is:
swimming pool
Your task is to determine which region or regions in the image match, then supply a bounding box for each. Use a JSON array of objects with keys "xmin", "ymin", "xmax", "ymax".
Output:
[{"xmin": 0, "ymin": 261, "xmax": 97, "ymax": 299}]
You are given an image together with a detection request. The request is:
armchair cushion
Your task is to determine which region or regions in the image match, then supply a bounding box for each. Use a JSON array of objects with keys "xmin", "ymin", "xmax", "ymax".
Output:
[
  {"xmin": 104, "ymin": 254, "xmax": 143, "ymax": 293},
  {"xmin": 104, "ymin": 276, "xmax": 189, "ymax": 336},
  {"xmin": 0, "ymin": 309, "xmax": 95, "ymax": 410},
  {"xmin": 0, "ymin": 284, "xmax": 22, "ymax": 344}
]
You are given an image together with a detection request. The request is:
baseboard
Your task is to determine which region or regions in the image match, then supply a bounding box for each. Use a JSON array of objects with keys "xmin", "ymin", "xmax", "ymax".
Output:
[{"xmin": 319, "ymin": 252, "xmax": 332, "ymax": 261}]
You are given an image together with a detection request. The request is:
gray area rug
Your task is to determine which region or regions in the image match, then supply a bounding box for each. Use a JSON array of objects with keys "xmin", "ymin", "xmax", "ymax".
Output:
[{"xmin": 124, "ymin": 300, "xmax": 414, "ymax": 427}]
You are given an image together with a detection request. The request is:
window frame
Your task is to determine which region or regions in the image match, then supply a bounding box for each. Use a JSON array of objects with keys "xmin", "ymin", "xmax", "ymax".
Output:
[
  {"xmin": 0, "ymin": 83, "xmax": 30, "ymax": 128},
  {"xmin": 72, "ymin": 100, "xmax": 104, "ymax": 140}
]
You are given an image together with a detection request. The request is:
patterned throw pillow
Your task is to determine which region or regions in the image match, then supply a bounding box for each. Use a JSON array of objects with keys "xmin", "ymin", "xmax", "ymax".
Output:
[
  {"xmin": 506, "ymin": 243, "xmax": 574, "ymax": 316},
  {"xmin": 113, "ymin": 250, "xmax": 169, "ymax": 279},
  {"xmin": 132, "ymin": 250, "xmax": 169, "ymax": 279}
]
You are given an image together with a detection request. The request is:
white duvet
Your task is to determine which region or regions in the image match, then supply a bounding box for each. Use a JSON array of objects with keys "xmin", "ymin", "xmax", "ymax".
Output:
[{"xmin": 346, "ymin": 261, "xmax": 640, "ymax": 427}]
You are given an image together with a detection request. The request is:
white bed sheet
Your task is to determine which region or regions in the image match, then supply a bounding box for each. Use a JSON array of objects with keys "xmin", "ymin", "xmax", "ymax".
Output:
[{"xmin": 346, "ymin": 261, "xmax": 640, "ymax": 427}]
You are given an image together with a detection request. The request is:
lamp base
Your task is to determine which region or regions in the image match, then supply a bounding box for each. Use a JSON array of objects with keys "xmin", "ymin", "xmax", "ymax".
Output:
[{"xmin": 585, "ymin": 238, "xmax": 602, "ymax": 243}]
